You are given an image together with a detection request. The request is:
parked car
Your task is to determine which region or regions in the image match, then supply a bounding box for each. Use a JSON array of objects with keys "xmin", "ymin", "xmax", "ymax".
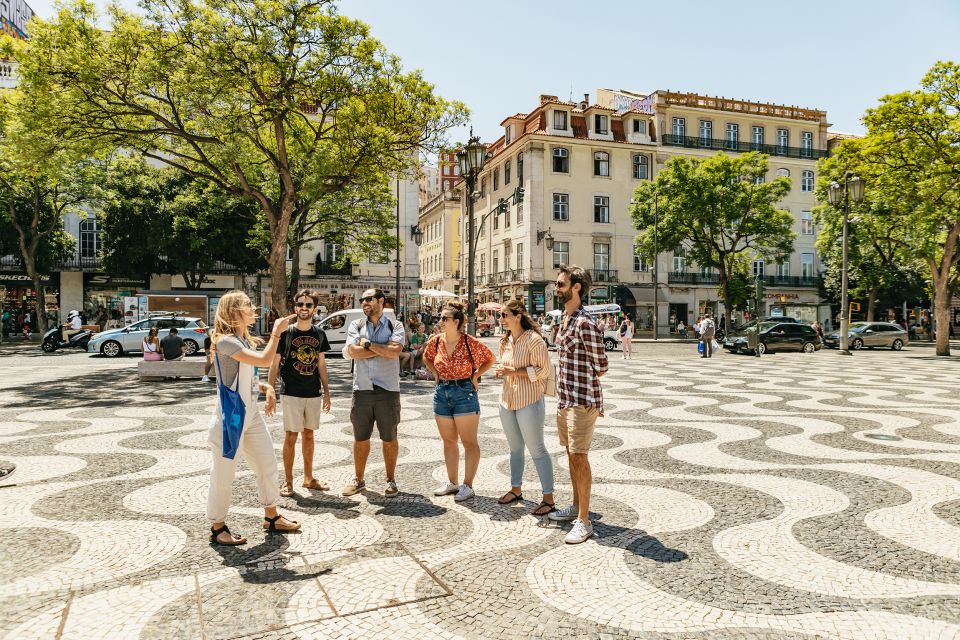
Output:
[
  {"xmin": 316, "ymin": 308, "xmax": 398, "ymax": 354},
  {"xmin": 823, "ymin": 321, "xmax": 908, "ymax": 351},
  {"xmin": 724, "ymin": 321, "xmax": 822, "ymax": 355},
  {"xmin": 87, "ymin": 315, "xmax": 208, "ymax": 358},
  {"xmin": 541, "ymin": 304, "xmax": 624, "ymax": 351}
]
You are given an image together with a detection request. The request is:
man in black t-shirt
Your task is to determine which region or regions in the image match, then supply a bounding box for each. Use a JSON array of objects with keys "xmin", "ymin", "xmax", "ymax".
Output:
[{"xmin": 268, "ymin": 289, "xmax": 332, "ymax": 497}]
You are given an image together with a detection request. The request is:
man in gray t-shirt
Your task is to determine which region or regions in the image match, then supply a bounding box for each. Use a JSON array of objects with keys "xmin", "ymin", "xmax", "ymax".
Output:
[{"xmin": 161, "ymin": 328, "xmax": 185, "ymax": 361}]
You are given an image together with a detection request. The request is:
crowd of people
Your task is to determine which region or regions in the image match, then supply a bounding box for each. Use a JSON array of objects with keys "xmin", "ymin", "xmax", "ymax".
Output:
[{"xmin": 205, "ymin": 264, "xmax": 609, "ymax": 547}]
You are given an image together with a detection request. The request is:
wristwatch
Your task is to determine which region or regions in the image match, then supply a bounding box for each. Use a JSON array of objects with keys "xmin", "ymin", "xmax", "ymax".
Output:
[{"xmin": 363, "ymin": 339, "xmax": 372, "ymax": 351}]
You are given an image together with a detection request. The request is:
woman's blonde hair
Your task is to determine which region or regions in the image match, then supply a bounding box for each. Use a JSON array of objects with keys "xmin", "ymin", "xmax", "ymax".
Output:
[
  {"xmin": 211, "ymin": 290, "xmax": 263, "ymax": 349},
  {"xmin": 499, "ymin": 299, "xmax": 541, "ymax": 349}
]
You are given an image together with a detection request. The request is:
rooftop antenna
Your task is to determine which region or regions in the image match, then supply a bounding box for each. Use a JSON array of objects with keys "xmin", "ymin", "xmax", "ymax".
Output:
[{"xmin": 568, "ymin": 83, "xmax": 573, "ymax": 102}]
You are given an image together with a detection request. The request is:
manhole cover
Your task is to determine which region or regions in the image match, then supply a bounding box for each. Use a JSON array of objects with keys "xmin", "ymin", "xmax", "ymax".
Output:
[{"xmin": 865, "ymin": 433, "xmax": 901, "ymax": 441}]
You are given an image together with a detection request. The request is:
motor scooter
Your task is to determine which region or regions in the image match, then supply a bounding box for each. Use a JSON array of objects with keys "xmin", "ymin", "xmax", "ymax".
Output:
[{"xmin": 40, "ymin": 325, "xmax": 94, "ymax": 353}]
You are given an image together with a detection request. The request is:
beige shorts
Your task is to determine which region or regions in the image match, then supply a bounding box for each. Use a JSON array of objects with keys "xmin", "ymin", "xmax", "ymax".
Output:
[
  {"xmin": 281, "ymin": 395, "xmax": 323, "ymax": 432},
  {"xmin": 557, "ymin": 406, "xmax": 600, "ymax": 453}
]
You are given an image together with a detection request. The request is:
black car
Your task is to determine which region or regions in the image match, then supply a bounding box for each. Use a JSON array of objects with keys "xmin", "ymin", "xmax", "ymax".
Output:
[{"xmin": 724, "ymin": 322, "xmax": 822, "ymax": 355}]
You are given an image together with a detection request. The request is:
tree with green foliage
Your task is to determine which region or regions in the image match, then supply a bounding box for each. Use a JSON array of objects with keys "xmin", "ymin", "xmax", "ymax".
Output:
[
  {"xmin": 98, "ymin": 157, "xmax": 266, "ymax": 288},
  {"xmin": 0, "ymin": 87, "xmax": 101, "ymax": 333},
  {"xmin": 630, "ymin": 152, "xmax": 795, "ymax": 332},
  {"xmin": 827, "ymin": 61, "xmax": 960, "ymax": 355},
  {"xmin": 6, "ymin": 0, "xmax": 467, "ymax": 314}
]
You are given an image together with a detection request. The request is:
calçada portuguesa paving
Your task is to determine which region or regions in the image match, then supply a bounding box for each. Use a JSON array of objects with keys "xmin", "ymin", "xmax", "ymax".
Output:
[{"xmin": 1, "ymin": 341, "xmax": 960, "ymax": 639}]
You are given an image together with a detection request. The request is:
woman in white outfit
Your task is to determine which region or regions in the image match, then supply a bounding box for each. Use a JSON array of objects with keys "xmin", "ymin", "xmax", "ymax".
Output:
[
  {"xmin": 619, "ymin": 317, "xmax": 634, "ymax": 359},
  {"xmin": 207, "ymin": 290, "xmax": 299, "ymax": 546}
]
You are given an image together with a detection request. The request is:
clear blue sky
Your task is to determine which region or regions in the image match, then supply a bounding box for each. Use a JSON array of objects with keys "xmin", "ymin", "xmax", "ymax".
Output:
[{"xmin": 25, "ymin": 0, "xmax": 960, "ymax": 146}]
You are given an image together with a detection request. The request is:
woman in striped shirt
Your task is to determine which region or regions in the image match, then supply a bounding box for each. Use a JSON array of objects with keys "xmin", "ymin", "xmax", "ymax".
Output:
[{"xmin": 494, "ymin": 300, "xmax": 555, "ymax": 516}]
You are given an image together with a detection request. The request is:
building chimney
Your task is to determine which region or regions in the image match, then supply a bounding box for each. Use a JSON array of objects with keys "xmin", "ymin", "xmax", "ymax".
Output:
[{"xmin": 539, "ymin": 94, "xmax": 558, "ymax": 104}]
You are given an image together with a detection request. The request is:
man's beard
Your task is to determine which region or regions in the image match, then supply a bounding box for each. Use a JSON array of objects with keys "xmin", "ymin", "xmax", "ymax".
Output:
[{"xmin": 557, "ymin": 289, "xmax": 571, "ymax": 304}]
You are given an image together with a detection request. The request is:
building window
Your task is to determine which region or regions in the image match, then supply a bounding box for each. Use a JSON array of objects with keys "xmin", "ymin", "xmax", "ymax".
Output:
[
  {"xmin": 777, "ymin": 168, "xmax": 790, "ymax": 177},
  {"xmin": 516, "ymin": 243, "xmax": 523, "ymax": 271},
  {"xmin": 672, "ymin": 247, "xmax": 686, "ymax": 272},
  {"xmin": 754, "ymin": 175, "xmax": 765, "ymax": 185},
  {"xmin": 324, "ymin": 241, "xmax": 342, "ymax": 265},
  {"xmin": 752, "ymin": 126, "xmax": 764, "ymax": 149},
  {"xmin": 493, "ymin": 249, "xmax": 499, "ymax": 275},
  {"xmin": 493, "ymin": 208, "xmax": 499, "ymax": 230},
  {"xmin": 633, "ymin": 154, "xmax": 649, "ymax": 180},
  {"xmin": 801, "ymin": 210, "xmax": 814, "ymax": 235},
  {"xmin": 553, "ymin": 241, "xmax": 569, "ymax": 269},
  {"xmin": 504, "ymin": 159, "xmax": 511, "ymax": 185},
  {"xmin": 480, "ymin": 177, "xmax": 486, "ymax": 197},
  {"xmin": 553, "ymin": 193, "xmax": 569, "ymax": 221},
  {"xmin": 79, "ymin": 218, "xmax": 101, "ymax": 259},
  {"xmin": 594, "ymin": 114, "xmax": 608, "ymax": 135},
  {"xmin": 505, "ymin": 206, "xmax": 510, "ymax": 228},
  {"xmin": 801, "ymin": 253, "xmax": 815, "ymax": 278},
  {"xmin": 593, "ymin": 195, "xmax": 609, "ymax": 223},
  {"xmin": 505, "ymin": 125, "xmax": 512, "ymax": 144},
  {"xmin": 699, "ymin": 120, "xmax": 712, "ymax": 145},
  {"xmin": 517, "ymin": 153, "xmax": 523, "ymax": 182},
  {"xmin": 553, "ymin": 110, "xmax": 568, "ymax": 131},
  {"xmin": 493, "ymin": 167, "xmax": 499, "ymax": 191},
  {"xmin": 517, "ymin": 203, "xmax": 523, "ymax": 225},
  {"xmin": 726, "ymin": 123, "xmax": 739, "ymax": 149},
  {"xmin": 672, "ymin": 117, "xmax": 685, "ymax": 139},
  {"xmin": 553, "ymin": 147, "xmax": 569, "ymax": 173},
  {"xmin": 776, "ymin": 128, "xmax": 788, "ymax": 153},
  {"xmin": 505, "ymin": 248, "xmax": 511, "ymax": 271},
  {"xmin": 801, "ymin": 170, "xmax": 814, "ymax": 192},
  {"xmin": 593, "ymin": 151, "xmax": 609, "ymax": 177},
  {"xmin": 593, "ymin": 242, "xmax": 610, "ymax": 272},
  {"xmin": 801, "ymin": 131, "xmax": 813, "ymax": 157},
  {"xmin": 633, "ymin": 119, "xmax": 643, "ymax": 134},
  {"xmin": 479, "ymin": 254, "xmax": 486, "ymax": 277},
  {"xmin": 752, "ymin": 259, "xmax": 764, "ymax": 278},
  {"xmin": 633, "ymin": 246, "xmax": 647, "ymax": 272},
  {"xmin": 776, "ymin": 259, "xmax": 790, "ymax": 277},
  {"xmin": 453, "ymin": 163, "xmax": 460, "ymax": 176}
]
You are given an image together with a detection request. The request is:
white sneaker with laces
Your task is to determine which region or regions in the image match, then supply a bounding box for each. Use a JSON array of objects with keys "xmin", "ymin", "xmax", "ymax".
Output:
[
  {"xmin": 454, "ymin": 484, "xmax": 475, "ymax": 502},
  {"xmin": 564, "ymin": 518, "xmax": 595, "ymax": 544},
  {"xmin": 548, "ymin": 505, "xmax": 577, "ymax": 522},
  {"xmin": 434, "ymin": 482, "xmax": 459, "ymax": 496},
  {"xmin": 201, "ymin": 375, "xmax": 211, "ymax": 382}
]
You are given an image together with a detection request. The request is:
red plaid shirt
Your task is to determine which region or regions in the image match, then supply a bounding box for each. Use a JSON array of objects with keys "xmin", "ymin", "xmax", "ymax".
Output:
[{"xmin": 556, "ymin": 307, "xmax": 608, "ymax": 410}]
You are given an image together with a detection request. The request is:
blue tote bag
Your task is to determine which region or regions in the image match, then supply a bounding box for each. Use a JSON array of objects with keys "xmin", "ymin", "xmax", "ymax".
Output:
[{"xmin": 214, "ymin": 352, "xmax": 246, "ymax": 459}]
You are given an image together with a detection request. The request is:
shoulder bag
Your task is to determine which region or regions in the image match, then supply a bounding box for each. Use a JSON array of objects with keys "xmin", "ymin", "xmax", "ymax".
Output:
[{"xmin": 214, "ymin": 351, "xmax": 246, "ymax": 460}]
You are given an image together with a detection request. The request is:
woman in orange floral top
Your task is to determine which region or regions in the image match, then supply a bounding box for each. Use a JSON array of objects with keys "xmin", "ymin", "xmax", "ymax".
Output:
[{"xmin": 423, "ymin": 300, "xmax": 495, "ymax": 502}]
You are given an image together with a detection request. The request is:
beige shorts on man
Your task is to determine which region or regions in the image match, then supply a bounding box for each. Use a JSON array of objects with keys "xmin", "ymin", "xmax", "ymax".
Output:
[{"xmin": 281, "ymin": 395, "xmax": 324, "ymax": 433}]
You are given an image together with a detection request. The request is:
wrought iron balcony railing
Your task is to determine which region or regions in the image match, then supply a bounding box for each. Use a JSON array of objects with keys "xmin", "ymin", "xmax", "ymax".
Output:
[{"xmin": 661, "ymin": 134, "xmax": 828, "ymax": 160}]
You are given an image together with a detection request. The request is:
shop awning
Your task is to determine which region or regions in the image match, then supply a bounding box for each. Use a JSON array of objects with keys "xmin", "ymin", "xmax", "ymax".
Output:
[{"xmin": 621, "ymin": 285, "xmax": 657, "ymax": 304}]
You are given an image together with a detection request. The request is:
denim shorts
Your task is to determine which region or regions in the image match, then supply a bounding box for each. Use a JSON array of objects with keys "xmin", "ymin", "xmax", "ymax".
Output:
[{"xmin": 433, "ymin": 380, "xmax": 480, "ymax": 418}]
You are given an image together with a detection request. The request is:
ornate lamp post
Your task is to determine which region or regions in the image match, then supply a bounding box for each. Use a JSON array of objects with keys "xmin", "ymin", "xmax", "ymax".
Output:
[
  {"xmin": 456, "ymin": 133, "xmax": 487, "ymax": 336},
  {"xmin": 827, "ymin": 172, "xmax": 865, "ymax": 355}
]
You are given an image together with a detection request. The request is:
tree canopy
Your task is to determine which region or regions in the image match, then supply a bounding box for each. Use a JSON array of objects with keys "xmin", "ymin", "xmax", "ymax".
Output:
[
  {"xmin": 630, "ymin": 152, "xmax": 795, "ymax": 331},
  {"xmin": 6, "ymin": 0, "xmax": 468, "ymax": 311}
]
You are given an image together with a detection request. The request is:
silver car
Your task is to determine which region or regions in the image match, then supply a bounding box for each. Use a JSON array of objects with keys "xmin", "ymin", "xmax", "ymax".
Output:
[
  {"xmin": 87, "ymin": 316, "xmax": 208, "ymax": 357},
  {"xmin": 823, "ymin": 321, "xmax": 908, "ymax": 351}
]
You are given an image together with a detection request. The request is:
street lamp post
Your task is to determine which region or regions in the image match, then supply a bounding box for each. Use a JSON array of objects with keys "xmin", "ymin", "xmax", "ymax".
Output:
[
  {"xmin": 456, "ymin": 133, "xmax": 487, "ymax": 336},
  {"xmin": 827, "ymin": 172, "xmax": 865, "ymax": 355},
  {"xmin": 653, "ymin": 190, "xmax": 659, "ymax": 340}
]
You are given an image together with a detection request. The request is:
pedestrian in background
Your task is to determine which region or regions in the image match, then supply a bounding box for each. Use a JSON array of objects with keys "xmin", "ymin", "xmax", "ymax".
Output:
[
  {"xmin": 618, "ymin": 316, "xmax": 634, "ymax": 360},
  {"xmin": 423, "ymin": 300, "xmax": 495, "ymax": 502},
  {"xmin": 495, "ymin": 299, "xmax": 554, "ymax": 516},
  {"xmin": 699, "ymin": 312, "xmax": 716, "ymax": 358},
  {"xmin": 549, "ymin": 265, "xmax": 608, "ymax": 544},
  {"xmin": 142, "ymin": 327, "xmax": 162, "ymax": 361},
  {"xmin": 206, "ymin": 290, "xmax": 299, "ymax": 546}
]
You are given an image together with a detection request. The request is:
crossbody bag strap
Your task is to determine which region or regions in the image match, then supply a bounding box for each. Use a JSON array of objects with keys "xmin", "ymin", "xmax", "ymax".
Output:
[
  {"xmin": 214, "ymin": 347, "xmax": 241, "ymax": 392},
  {"xmin": 463, "ymin": 334, "xmax": 477, "ymax": 374}
]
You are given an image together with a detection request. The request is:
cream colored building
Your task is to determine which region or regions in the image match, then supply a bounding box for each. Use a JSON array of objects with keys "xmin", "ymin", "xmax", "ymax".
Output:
[
  {"xmin": 453, "ymin": 88, "xmax": 832, "ymax": 331},
  {"xmin": 418, "ymin": 190, "xmax": 462, "ymax": 296}
]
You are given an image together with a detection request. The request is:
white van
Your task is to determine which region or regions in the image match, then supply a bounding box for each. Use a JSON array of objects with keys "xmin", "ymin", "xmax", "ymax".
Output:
[
  {"xmin": 541, "ymin": 304, "xmax": 624, "ymax": 351},
  {"xmin": 316, "ymin": 308, "xmax": 399, "ymax": 354}
]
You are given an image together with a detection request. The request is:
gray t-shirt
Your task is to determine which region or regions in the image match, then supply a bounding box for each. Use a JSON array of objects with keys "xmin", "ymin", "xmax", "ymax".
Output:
[
  {"xmin": 160, "ymin": 334, "xmax": 184, "ymax": 359},
  {"xmin": 214, "ymin": 336, "xmax": 248, "ymax": 388}
]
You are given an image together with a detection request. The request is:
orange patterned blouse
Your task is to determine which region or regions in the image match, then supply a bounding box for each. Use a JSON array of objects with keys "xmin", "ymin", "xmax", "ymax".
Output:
[{"xmin": 424, "ymin": 334, "xmax": 495, "ymax": 380}]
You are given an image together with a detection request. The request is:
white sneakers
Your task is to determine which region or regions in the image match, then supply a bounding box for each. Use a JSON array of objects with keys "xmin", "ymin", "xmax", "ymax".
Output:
[
  {"xmin": 433, "ymin": 482, "xmax": 459, "ymax": 496},
  {"xmin": 564, "ymin": 518, "xmax": 595, "ymax": 544},
  {"xmin": 454, "ymin": 484, "xmax": 475, "ymax": 502},
  {"xmin": 200, "ymin": 375, "xmax": 211, "ymax": 383}
]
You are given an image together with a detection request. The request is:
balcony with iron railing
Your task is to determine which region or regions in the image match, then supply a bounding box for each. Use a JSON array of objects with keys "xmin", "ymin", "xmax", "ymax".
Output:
[
  {"xmin": 314, "ymin": 260, "xmax": 353, "ymax": 277},
  {"xmin": 589, "ymin": 269, "xmax": 619, "ymax": 283},
  {"xmin": 668, "ymin": 271, "xmax": 821, "ymax": 288},
  {"xmin": 661, "ymin": 134, "xmax": 828, "ymax": 160}
]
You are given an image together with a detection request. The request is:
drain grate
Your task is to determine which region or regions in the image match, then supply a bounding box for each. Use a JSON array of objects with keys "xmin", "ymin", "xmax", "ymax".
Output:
[{"xmin": 865, "ymin": 433, "xmax": 902, "ymax": 441}]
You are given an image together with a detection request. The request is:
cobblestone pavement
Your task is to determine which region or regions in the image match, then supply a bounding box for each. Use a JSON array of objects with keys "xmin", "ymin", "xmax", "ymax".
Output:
[{"xmin": 2, "ymin": 344, "xmax": 960, "ymax": 639}]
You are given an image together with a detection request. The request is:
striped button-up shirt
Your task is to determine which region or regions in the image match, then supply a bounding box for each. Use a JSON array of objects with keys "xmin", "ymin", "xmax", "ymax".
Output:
[
  {"xmin": 498, "ymin": 330, "xmax": 550, "ymax": 411},
  {"xmin": 556, "ymin": 307, "xmax": 608, "ymax": 410}
]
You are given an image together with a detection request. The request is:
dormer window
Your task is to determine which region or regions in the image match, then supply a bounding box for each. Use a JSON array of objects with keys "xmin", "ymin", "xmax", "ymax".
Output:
[
  {"xmin": 633, "ymin": 119, "xmax": 644, "ymax": 134},
  {"xmin": 505, "ymin": 125, "xmax": 512, "ymax": 144},
  {"xmin": 553, "ymin": 110, "xmax": 568, "ymax": 131},
  {"xmin": 594, "ymin": 114, "xmax": 608, "ymax": 135}
]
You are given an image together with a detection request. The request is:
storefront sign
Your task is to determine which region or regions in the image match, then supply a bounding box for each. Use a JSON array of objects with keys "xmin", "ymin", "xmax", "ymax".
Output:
[
  {"xmin": 170, "ymin": 274, "xmax": 237, "ymax": 290},
  {"xmin": 84, "ymin": 273, "xmax": 148, "ymax": 290},
  {"xmin": 0, "ymin": 274, "xmax": 53, "ymax": 285},
  {"xmin": 765, "ymin": 292, "xmax": 800, "ymax": 300}
]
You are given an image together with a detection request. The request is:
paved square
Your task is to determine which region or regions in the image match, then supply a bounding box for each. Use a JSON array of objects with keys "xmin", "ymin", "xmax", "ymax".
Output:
[{"xmin": 1, "ymin": 344, "xmax": 960, "ymax": 639}]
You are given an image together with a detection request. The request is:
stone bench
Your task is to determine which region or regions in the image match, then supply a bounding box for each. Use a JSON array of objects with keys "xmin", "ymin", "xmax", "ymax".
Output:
[{"xmin": 138, "ymin": 359, "xmax": 212, "ymax": 381}]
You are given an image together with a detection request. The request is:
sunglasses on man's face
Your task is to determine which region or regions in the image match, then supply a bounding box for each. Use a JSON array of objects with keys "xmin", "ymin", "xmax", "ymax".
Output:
[
  {"xmin": 360, "ymin": 296, "xmax": 377, "ymax": 303},
  {"xmin": 295, "ymin": 302, "xmax": 314, "ymax": 309},
  {"xmin": 555, "ymin": 281, "xmax": 567, "ymax": 289}
]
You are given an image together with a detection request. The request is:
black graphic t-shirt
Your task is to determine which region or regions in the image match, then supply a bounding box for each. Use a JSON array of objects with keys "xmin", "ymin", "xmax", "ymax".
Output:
[{"xmin": 279, "ymin": 327, "xmax": 331, "ymax": 397}]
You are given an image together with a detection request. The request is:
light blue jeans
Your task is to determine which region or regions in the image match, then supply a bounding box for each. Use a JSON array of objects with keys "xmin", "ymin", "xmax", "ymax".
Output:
[{"xmin": 499, "ymin": 397, "xmax": 554, "ymax": 494}]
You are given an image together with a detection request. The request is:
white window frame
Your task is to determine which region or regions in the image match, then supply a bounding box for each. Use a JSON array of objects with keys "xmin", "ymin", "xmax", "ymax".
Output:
[
  {"xmin": 752, "ymin": 259, "xmax": 765, "ymax": 278},
  {"xmin": 593, "ymin": 151, "xmax": 610, "ymax": 177},
  {"xmin": 776, "ymin": 128, "xmax": 789, "ymax": 151},
  {"xmin": 79, "ymin": 218, "xmax": 101, "ymax": 259},
  {"xmin": 699, "ymin": 120, "xmax": 713, "ymax": 145},
  {"xmin": 801, "ymin": 253, "xmax": 815, "ymax": 278},
  {"xmin": 801, "ymin": 210, "xmax": 814, "ymax": 235},
  {"xmin": 593, "ymin": 195, "xmax": 610, "ymax": 223},
  {"xmin": 593, "ymin": 242, "xmax": 610, "ymax": 272},
  {"xmin": 801, "ymin": 170, "xmax": 815, "ymax": 192},
  {"xmin": 552, "ymin": 147, "xmax": 569, "ymax": 173},
  {"xmin": 752, "ymin": 126, "xmax": 764, "ymax": 147},
  {"xmin": 632, "ymin": 154, "xmax": 649, "ymax": 180},
  {"xmin": 553, "ymin": 241, "xmax": 569, "ymax": 269},
  {"xmin": 553, "ymin": 193, "xmax": 569, "ymax": 221},
  {"xmin": 726, "ymin": 122, "xmax": 739, "ymax": 148},
  {"xmin": 594, "ymin": 114, "xmax": 608, "ymax": 135},
  {"xmin": 553, "ymin": 110, "xmax": 568, "ymax": 131},
  {"xmin": 672, "ymin": 117, "xmax": 685, "ymax": 139}
]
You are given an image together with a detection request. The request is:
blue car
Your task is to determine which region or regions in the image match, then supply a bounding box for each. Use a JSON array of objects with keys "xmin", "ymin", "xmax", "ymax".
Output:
[{"xmin": 87, "ymin": 315, "xmax": 208, "ymax": 358}]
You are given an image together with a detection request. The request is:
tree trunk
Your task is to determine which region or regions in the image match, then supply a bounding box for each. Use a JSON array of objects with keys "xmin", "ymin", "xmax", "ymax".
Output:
[
  {"xmin": 717, "ymin": 261, "xmax": 733, "ymax": 335},
  {"xmin": 866, "ymin": 285, "xmax": 880, "ymax": 321},
  {"xmin": 288, "ymin": 244, "xmax": 301, "ymax": 300},
  {"xmin": 934, "ymin": 279, "xmax": 952, "ymax": 356}
]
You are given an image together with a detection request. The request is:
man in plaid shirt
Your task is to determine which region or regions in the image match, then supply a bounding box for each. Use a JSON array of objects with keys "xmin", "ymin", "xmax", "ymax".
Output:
[{"xmin": 548, "ymin": 265, "xmax": 608, "ymax": 544}]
